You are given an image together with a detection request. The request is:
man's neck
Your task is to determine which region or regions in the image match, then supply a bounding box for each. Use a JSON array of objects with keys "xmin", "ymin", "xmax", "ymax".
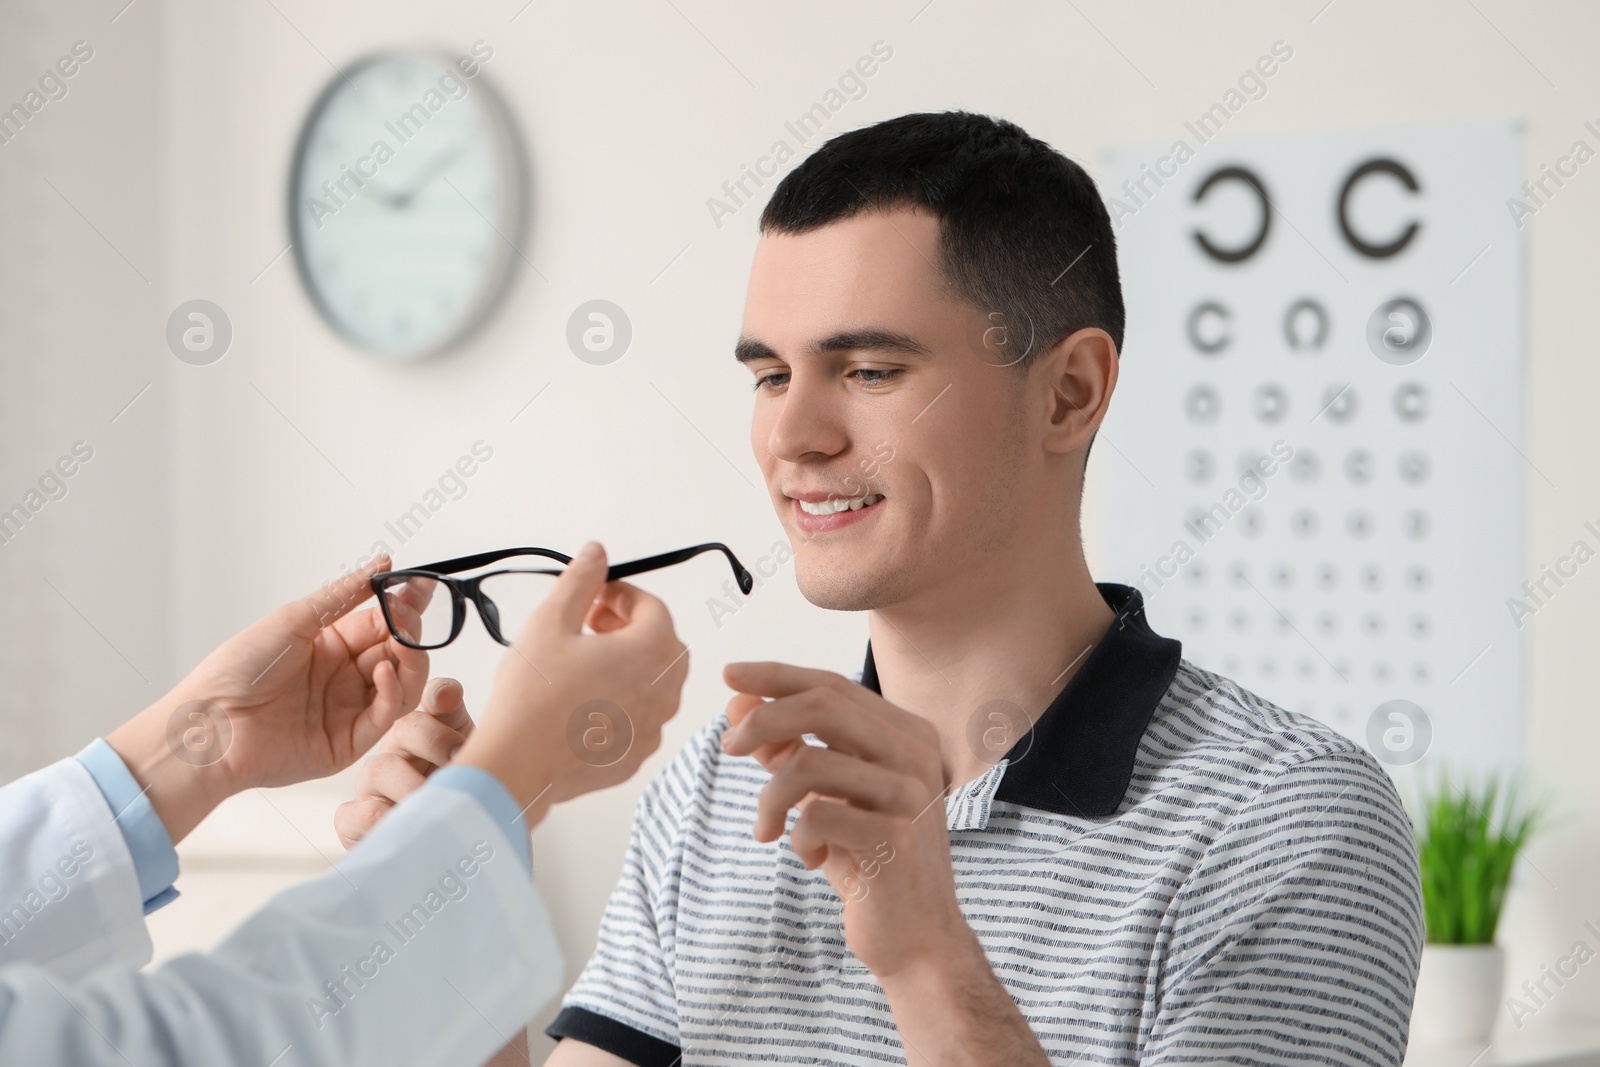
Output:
[{"xmin": 866, "ymin": 546, "xmax": 1114, "ymax": 791}]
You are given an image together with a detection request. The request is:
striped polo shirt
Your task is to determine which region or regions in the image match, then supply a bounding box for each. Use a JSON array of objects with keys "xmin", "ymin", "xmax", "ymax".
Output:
[{"xmin": 547, "ymin": 583, "xmax": 1423, "ymax": 1066}]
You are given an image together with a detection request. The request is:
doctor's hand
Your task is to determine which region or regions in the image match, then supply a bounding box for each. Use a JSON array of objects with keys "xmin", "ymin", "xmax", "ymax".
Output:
[
  {"xmin": 334, "ymin": 676, "xmax": 474, "ymax": 848},
  {"xmin": 336, "ymin": 542, "xmax": 690, "ymax": 845},
  {"xmin": 106, "ymin": 556, "xmax": 430, "ymax": 844},
  {"xmin": 457, "ymin": 541, "xmax": 690, "ymax": 823}
]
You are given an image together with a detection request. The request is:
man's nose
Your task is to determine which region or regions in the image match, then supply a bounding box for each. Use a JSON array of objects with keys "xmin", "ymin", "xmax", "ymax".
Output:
[{"xmin": 766, "ymin": 374, "xmax": 848, "ymax": 463}]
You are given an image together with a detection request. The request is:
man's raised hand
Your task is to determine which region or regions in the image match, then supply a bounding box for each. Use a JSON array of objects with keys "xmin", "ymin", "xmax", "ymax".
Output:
[{"xmin": 719, "ymin": 661, "xmax": 981, "ymax": 983}]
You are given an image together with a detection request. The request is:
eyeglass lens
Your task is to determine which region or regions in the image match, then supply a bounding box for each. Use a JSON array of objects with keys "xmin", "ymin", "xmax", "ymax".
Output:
[
  {"xmin": 378, "ymin": 574, "xmax": 454, "ymax": 650},
  {"xmin": 474, "ymin": 569, "xmax": 562, "ymax": 643}
]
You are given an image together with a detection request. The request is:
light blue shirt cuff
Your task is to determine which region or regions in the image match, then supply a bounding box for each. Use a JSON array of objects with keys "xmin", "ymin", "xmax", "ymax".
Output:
[
  {"xmin": 75, "ymin": 738, "xmax": 181, "ymax": 915},
  {"xmin": 427, "ymin": 765, "xmax": 533, "ymax": 874}
]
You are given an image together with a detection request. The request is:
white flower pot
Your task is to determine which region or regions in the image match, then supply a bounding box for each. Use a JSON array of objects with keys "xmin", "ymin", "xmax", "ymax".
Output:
[{"xmin": 1411, "ymin": 943, "xmax": 1506, "ymax": 1045}]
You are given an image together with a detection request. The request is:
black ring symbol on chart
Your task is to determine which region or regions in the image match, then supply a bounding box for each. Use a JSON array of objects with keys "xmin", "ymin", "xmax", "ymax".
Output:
[
  {"xmin": 1254, "ymin": 383, "xmax": 1289, "ymax": 424},
  {"xmin": 1283, "ymin": 298, "xmax": 1329, "ymax": 352},
  {"xmin": 1192, "ymin": 166, "xmax": 1271, "ymax": 264},
  {"xmin": 1186, "ymin": 300, "xmax": 1232, "ymax": 354},
  {"xmin": 1394, "ymin": 382, "xmax": 1430, "ymax": 423},
  {"xmin": 1184, "ymin": 384, "xmax": 1221, "ymax": 423},
  {"xmin": 1338, "ymin": 158, "xmax": 1422, "ymax": 259}
]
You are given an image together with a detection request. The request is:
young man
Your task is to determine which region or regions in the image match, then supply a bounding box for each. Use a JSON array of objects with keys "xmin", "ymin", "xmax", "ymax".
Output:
[{"xmin": 355, "ymin": 111, "xmax": 1424, "ymax": 1065}]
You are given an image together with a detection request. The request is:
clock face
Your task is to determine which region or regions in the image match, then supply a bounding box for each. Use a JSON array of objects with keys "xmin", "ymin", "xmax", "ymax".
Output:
[{"xmin": 290, "ymin": 52, "xmax": 524, "ymax": 358}]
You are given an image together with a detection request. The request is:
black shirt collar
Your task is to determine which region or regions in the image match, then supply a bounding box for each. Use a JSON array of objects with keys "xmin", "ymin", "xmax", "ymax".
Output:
[{"xmin": 858, "ymin": 583, "xmax": 1181, "ymax": 819}]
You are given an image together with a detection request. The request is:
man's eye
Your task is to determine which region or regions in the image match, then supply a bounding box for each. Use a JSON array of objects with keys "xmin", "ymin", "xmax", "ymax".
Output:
[
  {"xmin": 753, "ymin": 372, "xmax": 790, "ymax": 392},
  {"xmin": 849, "ymin": 368, "xmax": 903, "ymax": 386}
]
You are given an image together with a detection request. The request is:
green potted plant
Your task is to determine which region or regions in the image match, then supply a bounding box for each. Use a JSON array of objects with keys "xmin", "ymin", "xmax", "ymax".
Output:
[{"xmin": 1410, "ymin": 771, "xmax": 1545, "ymax": 1044}]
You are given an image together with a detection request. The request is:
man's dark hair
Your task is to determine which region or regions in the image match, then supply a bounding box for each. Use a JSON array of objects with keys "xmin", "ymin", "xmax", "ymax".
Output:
[{"xmin": 759, "ymin": 110, "xmax": 1124, "ymax": 362}]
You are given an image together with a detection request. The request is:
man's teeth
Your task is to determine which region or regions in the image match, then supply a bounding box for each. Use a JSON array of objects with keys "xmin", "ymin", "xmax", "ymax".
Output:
[{"xmin": 798, "ymin": 493, "xmax": 884, "ymax": 515}]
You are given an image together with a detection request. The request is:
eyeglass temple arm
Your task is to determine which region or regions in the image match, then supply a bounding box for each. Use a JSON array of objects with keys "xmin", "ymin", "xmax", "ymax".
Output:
[
  {"xmin": 607, "ymin": 543, "xmax": 755, "ymax": 594},
  {"xmin": 388, "ymin": 547, "xmax": 574, "ymax": 578},
  {"xmin": 373, "ymin": 544, "xmax": 755, "ymax": 594}
]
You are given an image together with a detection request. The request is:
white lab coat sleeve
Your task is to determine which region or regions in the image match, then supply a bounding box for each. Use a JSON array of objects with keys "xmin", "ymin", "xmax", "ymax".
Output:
[
  {"xmin": 0, "ymin": 780, "xmax": 565, "ymax": 1067},
  {"xmin": 0, "ymin": 756, "xmax": 152, "ymax": 980}
]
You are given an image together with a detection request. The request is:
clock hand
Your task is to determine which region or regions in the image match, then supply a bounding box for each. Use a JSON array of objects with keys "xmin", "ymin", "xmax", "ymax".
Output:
[
  {"xmin": 389, "ymin": 143, "xmax": 465, "ymax": 209},
  {"xmin": 359, "ymin": 176, "xmax": 407, "ymax": 209}
]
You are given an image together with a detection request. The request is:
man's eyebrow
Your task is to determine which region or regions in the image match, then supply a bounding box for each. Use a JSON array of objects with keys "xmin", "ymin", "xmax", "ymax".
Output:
[
  {"xmin": 735, "ymin": 337, "xmax": 779, "ymax": 364},
  {"xmin": 734, "ymin": 328, "xmax": 934, "ymax": 364}
]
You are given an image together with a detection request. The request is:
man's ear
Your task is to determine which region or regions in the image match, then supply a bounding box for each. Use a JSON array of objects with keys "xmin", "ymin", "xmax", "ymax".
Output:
[{"xmin": 1036, "ymin": 327, "xmax": 1118, "ymax": 457}]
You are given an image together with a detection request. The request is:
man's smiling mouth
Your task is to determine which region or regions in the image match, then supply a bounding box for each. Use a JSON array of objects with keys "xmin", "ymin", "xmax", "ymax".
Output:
[{"xmin": 795, "ymin": 493, "xmax": 885, "ymax": 515}]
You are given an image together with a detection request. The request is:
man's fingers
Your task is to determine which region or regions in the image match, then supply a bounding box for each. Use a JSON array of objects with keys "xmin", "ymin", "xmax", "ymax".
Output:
[
  {"xmin": 789, "ymin": 798, "xmax": 889, "ymax": 870},
  {"xmin": 724, "ymin": 664, "xmax": 931, "ymax": 751},
  {"xmin": 754, "ymin": 746, "xmax": 915, "ymax": 842},
  {"xmin": 726, "ymin": 691, "xmax": 763, "ymax": 728},
  {"xmin": 334, "ymin": 797, "xmax": 393, "ymax": 850},
  {"xmin": 724, "ymin": 661, "xmax": 848, "ymax": 700},
  {"xmin": 723, "ymin": 693, "xmax": 800, "ymax": 769},
  {"xmin": 722, "ymin": 691, "xmax": 893, "ymax": 764}
]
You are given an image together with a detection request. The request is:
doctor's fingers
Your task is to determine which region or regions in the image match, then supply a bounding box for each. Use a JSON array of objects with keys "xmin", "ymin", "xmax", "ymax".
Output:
[
  {"xmin": 284, "ymin": 555, "xmax": 387, "ymax": 639},
  {"xmin": 355, "ymin": 750, "xmax": 432, "ymax": 807},
  {"xmin": 373, "ymin": 705, "xmax": 471, "ymax": 770},
  {"xmin": 417, "ymin": 677, "xmax": 474, "ymax": 736},
  {"xmin": 593, "ymin": 583, "xmax": 680, "ymax": 650},
  {"xmin": 619, "ymin": 610, "xmax": 692, "ymax": 695},
  {"xmin": 351, "ymin": 631, "xmax": 428, "ymax": 708},
  {"xmin": 583, "ymin": 580, "xmax": 644, "ymax": 634},
  {"xmin": 334, "ymin": 796, "xmax": 391, "ymax": 849}
]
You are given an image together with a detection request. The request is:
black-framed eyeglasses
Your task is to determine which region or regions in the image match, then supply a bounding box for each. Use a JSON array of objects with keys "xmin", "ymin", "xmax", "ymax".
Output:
[{"xmin": 371, "ymin": 542, "xmax": 754, "ymax": 650}]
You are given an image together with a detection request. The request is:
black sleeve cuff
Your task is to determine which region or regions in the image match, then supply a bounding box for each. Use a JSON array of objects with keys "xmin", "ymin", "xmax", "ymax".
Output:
[{"xmin": 545, "ymin": 1006, "xmax": 682, "ymax": 1067}]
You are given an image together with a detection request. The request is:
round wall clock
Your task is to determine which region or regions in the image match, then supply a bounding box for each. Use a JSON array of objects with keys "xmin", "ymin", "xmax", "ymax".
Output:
[{"xmin": 289, "ymin": 49, "xmax": 526, "ymax": 358}]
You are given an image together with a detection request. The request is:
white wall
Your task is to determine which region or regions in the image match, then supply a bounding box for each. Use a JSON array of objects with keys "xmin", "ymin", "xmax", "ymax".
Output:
[
  {"xmin": 0, "ymin": 2, "xmax": 170, "ymax": 780},
  {"xmin": 8, "ymin": 0, "xmax": 1600, "ymax": 1051}
]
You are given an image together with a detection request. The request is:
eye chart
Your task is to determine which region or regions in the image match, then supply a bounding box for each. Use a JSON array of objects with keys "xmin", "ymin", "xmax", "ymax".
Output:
[{"xmin": 1099, "ymin": 121, "xmax": 1524, "ymax": 774}]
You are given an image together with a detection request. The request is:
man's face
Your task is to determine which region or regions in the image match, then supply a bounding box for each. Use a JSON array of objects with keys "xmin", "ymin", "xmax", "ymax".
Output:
[{"xmin": 738, "ymin": 208, "xmax": 1036, "ymax": 611}]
